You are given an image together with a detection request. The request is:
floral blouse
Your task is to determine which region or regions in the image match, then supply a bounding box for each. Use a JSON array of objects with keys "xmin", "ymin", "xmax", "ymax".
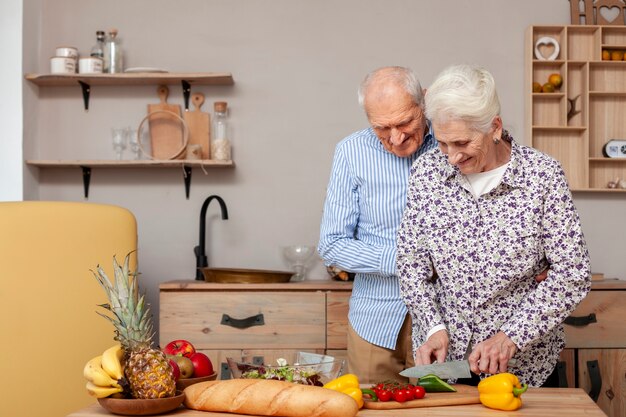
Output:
[{"xmin": 396, "ymin": 138, "xmax": 591, "ymax": 386}]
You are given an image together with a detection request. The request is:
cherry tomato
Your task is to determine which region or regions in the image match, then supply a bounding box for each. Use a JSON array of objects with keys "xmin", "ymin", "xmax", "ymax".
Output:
[
  {"xmin": 412, "ymin": 385, "xmax": 426, "ymax": 399},
  {"xmin": 392, "ymin": 388, "xmax": 408, "ymax": 403},
  {"xmin": 403, "ymin": 387, "xmax": 414, "ymax": 401},
  {"xmin": 377, "ymin": 389, "xmax": 392, "ymax": 402}
]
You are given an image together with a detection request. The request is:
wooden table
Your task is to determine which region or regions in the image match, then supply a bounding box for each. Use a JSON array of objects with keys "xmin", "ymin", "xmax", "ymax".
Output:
[{"xmin": 68, "ymin": 388, "xmax": 606, "ymax": 417}]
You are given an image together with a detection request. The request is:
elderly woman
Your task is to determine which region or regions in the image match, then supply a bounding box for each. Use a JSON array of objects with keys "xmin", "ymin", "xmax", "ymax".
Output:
[{"xmin": 396, "ymin": 64, "xmax": 591, "ymax": 387}]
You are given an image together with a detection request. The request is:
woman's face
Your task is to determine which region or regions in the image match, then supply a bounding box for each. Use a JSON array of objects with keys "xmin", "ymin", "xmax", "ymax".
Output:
[{"xmin": 433, "ymin": 119, "xmax": 500, "ymax": 174}]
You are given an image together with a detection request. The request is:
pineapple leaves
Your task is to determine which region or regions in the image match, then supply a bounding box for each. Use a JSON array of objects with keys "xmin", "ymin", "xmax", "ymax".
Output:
[{"xmin": 92, "ymin": 252, "xmax": 155, "ymax": 350}]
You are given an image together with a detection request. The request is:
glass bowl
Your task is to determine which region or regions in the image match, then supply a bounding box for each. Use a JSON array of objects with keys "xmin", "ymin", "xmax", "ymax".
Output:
[{"xmin": 226, "ymin": 352, "xmax": 344, "ymax": 386}]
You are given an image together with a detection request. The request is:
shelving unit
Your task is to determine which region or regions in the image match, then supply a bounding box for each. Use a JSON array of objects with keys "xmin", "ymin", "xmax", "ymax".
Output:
[
  {"xmin": 24, "ymin": 72, "xmax": 236, "ymax": 198},
  {"xmin": 525, "ymin": 25, "xmax": 626, "ymax": 192}
]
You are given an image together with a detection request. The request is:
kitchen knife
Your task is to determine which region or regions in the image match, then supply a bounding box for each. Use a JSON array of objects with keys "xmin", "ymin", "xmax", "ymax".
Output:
[{"xmin": 400, "ymin": 359, "xmax": 517, "ymax": 379}]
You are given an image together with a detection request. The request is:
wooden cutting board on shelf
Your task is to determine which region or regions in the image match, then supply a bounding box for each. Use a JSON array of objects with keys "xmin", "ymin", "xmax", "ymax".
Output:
[
  {"xmin": 147, "ymin": 85, "xmax": 185, "ymax": 160},
  {"xmin": 183, "ymin": 92, "xmax": 211, "ymax": 159},
  {"xmin": 362, "ymin": 384, "xmax": 480, "ymax": 409}
]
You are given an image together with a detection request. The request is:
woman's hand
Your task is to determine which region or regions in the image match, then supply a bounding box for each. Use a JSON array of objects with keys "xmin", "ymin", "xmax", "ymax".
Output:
[
  {"xmin": 414, "ymin": 329, "xmax": 449, "ymax": 365},
  {"xmin": 468, "ymin": 331, "xmax": 517, "ymax": 375}
]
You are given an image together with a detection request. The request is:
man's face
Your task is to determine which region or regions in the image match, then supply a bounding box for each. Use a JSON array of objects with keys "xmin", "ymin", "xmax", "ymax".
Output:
[{"xmin": 365, "ymin": 89, "xmax": 426, "ymax": 158}]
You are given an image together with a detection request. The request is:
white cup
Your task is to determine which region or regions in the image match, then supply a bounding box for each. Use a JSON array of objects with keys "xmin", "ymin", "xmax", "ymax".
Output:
[
  {"xmin": 55, "ymin": 46, "xmax": 78, "ymax": 59},
  {"xmin": 50, "ymin": 56, "xmax": 76, "ymax": 74},
  {"xmin": 78, "ymin": 57, "xmax": 103, "ymax": 74}
]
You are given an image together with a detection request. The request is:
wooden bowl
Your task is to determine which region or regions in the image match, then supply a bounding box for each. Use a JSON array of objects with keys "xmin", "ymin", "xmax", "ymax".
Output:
[
  {"xmin": 97, "ymin": 391, "xmax": 185, "ymax": 416},
  {"xmin": 176, "ymin": 372, "xmax": 217, "ymax": 390}
]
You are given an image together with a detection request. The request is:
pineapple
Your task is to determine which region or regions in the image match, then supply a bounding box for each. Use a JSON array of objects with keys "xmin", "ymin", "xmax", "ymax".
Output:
[{"xmin": 93, "ymin": 253, "xmax": 176, "ymax": 399}]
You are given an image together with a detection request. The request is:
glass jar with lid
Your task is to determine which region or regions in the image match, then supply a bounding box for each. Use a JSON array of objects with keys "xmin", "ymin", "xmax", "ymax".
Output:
[{"xmin": 211, "ymin": 101, "xmax": 231, "ymax": 160}]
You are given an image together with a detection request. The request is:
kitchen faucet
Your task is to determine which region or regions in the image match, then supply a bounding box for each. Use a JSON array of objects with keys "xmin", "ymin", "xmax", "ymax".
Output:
[{"xmin": 195, "ymin": 195, "xmax": 229, "ymax": 280}]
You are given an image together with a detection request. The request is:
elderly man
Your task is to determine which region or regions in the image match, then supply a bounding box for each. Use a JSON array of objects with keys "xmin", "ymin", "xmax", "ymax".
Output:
[{"xmin": 318, "ymin": 66, "xmax": 437, "ymax": 383}]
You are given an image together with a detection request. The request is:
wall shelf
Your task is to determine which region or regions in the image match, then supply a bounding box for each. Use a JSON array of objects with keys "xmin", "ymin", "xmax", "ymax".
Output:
[
  {"xmin": 24, "ymin": 72, "xmax": 234, "ymax": 110},
  {"xmin": 526, "ymin": 25, "xmax": 626, "ymax": 192},
  {"xmin": 26, "ymin": 159, "xmax": 235, "ymax": 199}
]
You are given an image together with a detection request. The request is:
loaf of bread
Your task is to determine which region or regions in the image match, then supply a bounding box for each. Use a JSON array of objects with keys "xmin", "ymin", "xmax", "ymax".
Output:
[{"xmin": 184, "ymin": 379, "xmax": 359, "ymax": 417}]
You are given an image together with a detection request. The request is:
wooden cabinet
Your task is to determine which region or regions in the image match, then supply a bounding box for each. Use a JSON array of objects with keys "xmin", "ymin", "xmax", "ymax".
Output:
[
  {"xmin": 159, "ymin": 280, "xmax": 352, "ymax": 379},
  {"xmin": 525, "ymin": 25, "xmax": 626, "ymax": 192},
  {"xmin": 559, "ymin": 280, "xmax": 626, "ymax": 417}
]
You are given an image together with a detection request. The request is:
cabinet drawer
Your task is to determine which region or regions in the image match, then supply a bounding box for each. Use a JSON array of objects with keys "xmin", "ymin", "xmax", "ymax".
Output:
[
  {"xmin": 565, "ymin": 290, "xmax": 626, "ymax": 348},
  {"xmin": 327, "ymin": 292, "xmax": 349, "ymax": 349},
  {"xmin": 160, "ymin": 291, "xmax": 326, "ymax": 350}
]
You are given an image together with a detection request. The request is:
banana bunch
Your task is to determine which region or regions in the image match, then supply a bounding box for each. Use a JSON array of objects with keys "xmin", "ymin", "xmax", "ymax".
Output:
[{"xmin": 84, "ymin": 344, "xmax": 125, "ymax": 398}]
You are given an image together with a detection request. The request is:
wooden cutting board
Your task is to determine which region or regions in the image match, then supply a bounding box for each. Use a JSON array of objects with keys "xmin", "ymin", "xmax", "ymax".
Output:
[
  {"xmin": 183, "ymin": 92, "xmax": 211, "ymax": 159},
  {"xmin": 147, "ymin": 85, "xmax": 185, "ymax": 160},
  {"xmin": 362, "ymin": 384, "xmax": 480, "ymax": 409}
]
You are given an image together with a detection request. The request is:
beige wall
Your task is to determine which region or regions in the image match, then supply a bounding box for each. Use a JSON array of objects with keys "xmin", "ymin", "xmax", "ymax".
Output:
[{"xmin": 20, "ymin": 1, "xmax": 625, "ymax": 336}]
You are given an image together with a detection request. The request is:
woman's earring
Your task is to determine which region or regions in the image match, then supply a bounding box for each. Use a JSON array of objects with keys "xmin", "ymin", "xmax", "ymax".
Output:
[{"xmin": 493, "ymin": 137, "xmax": 501, "ymax": 144}]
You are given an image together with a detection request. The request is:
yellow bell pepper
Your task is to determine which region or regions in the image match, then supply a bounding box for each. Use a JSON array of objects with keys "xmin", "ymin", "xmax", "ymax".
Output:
[
  {"xmin": 478, "ymin": 372, "xmax": 528, "ymax": 411},
  {"xmin": 323, "ymin": 374, "xmax": 364, "ymax": 408}
]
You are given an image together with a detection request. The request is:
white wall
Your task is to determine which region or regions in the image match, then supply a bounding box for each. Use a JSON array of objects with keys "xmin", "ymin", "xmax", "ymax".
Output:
[
  {"xmin": 0, "ymin": 0, "xmax": 23, "ymax": 201},
  {"xmin": 19, "ymin": 1, "xmax": 625, "ymax": 335}
]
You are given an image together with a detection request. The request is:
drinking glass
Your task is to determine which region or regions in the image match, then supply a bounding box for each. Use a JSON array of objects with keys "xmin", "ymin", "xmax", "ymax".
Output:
[
  {"xmin": 111, "ymin": 128, "xmax": 127, "ymax": 160},
  {"xmin": 126, "ymin": 127, "xmax": 140, "ymax": 160},
  {"xmin": 283, "ymin": 245, "xmax": 316, "ymax": 282}
]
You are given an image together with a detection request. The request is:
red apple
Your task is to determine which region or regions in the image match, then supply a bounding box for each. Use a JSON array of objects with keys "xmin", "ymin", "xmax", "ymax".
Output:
[
  {"xmin": 189, "ymin": 352, "xmax": 213, "ymax": 377},
  {"xmin": 168, "ymin": 359, "xmax": 181, "ymax": 381},
  {"xmin": 163, "ymin": 339, "xmax": 196, "ymax": 358}
]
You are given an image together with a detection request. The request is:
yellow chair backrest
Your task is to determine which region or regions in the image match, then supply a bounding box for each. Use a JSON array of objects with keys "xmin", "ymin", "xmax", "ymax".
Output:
[{"xmin": 0, "ymin": 201, "xmax": 137, "ymax": 417}]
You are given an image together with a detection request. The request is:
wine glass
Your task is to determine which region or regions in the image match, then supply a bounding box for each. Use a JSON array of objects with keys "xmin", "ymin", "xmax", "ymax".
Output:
[
  {"xmin": 126, "ymin": 127, "xmax": 141, "ymax": 160},
  {"xmin": 282, "ymin": 245, "xmax": 316, "ymax": 282},
  {"xmin": 111, "ymin": 128, "xmax": 127, "ymax": 160}
]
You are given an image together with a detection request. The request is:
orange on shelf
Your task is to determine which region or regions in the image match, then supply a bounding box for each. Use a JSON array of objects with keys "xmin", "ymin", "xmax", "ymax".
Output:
[
  {"xmin": 602, "ymin": 50, "xmax": 610, "ymax": 60},
  {"xmin": 611, "ymin": 50, "xmax": 624, "ymax": 61}
]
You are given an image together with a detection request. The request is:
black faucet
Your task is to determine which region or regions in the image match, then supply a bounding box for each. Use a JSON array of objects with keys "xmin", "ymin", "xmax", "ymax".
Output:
[{"xmin": 195, "ymin": 195, "xmax": 229, "ymax": 280}]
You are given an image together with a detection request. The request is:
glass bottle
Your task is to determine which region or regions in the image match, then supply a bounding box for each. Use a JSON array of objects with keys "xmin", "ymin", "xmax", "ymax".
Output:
[
  {"xmin": 103, "ymin": 28, "xmax": 124, "ymax": 73},
  {"xmin": 90, "ymin": 30, "xmax": 105, "ymax": 59},
  {"xmin": 211, "ymin": 101, "xmax": 231, "ymax": 160}
]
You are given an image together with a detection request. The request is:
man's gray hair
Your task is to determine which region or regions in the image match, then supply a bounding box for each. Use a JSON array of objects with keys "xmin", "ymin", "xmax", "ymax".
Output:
[{"xmin": 358, "ymin": 66, "xmax": 425, "ymax": 108}]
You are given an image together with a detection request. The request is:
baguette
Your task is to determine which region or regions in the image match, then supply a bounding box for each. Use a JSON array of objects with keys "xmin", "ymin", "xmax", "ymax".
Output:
[{"xmin": 184, "ymin": 379, "xmax": 359, "ymax": 417}]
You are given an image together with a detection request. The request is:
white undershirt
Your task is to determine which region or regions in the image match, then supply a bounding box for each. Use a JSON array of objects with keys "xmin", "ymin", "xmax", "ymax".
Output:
[
  {"xmin": 464, "ymin": 162, "xmax": 510, "ymax": 199},
  {"xmin": 425, "ymin": 162, "xmax": 510, "ymax": 342}
]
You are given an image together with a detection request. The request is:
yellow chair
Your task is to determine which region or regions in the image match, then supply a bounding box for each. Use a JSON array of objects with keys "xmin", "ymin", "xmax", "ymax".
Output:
[{"xmin": 0, "ymin": 201, "xmax": 137, "ymax": 417}]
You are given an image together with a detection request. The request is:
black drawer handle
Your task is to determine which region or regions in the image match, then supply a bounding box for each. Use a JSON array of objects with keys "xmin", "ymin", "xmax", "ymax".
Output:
[
  {"xmin": 221, "ymin": 313, "xmax": 265, "ymax": 329},
  {"xmin": 564, "ymin": 313, "xmax": 597, "ymax": 327},
  {"xmin": 587, "ymin": 360, "xmax": 602, "ymax": 402}
]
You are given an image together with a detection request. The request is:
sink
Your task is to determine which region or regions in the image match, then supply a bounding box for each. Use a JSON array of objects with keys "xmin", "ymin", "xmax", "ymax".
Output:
[{"xmin": 200, "ymin": 267, "xmax": 293, "ymax": 283}]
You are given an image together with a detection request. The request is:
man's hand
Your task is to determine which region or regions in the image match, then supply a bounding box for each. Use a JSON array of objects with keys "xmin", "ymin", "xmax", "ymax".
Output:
[
  {"xmin": 414, "ymin": 329, "xmax": 449, "ymax": 366},
  {"xmin": 535, "ymin": 268, "xmax": 549, "ymax": 283},
  {"xmin": 468, "ymin": 331, "xmax": 517, "ymax": 375}
]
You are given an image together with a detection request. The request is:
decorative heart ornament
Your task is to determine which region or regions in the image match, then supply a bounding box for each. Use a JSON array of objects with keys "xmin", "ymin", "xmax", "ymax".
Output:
[
  {"xmin": 534, "ymin": 37, "xmax": 560, "ymax": 61},
  {"xmin": 598, "ymin": 6, "xmax": 621, "ymax": 24}
]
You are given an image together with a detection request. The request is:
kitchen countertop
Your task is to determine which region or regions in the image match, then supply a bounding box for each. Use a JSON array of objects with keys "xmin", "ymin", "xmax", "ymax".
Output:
[{"xmin": 67, "ymin": 388, "xmax": 606, "ymax": 417}]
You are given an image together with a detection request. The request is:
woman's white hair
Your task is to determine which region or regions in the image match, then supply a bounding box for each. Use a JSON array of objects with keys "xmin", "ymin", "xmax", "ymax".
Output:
[
  {"xmin": 357, "ymin": 66, "xmax": 424, "ymax": 108},
  {"xmin": 424, "ymin": 64, "xmax": 500, "ymax": 133}
]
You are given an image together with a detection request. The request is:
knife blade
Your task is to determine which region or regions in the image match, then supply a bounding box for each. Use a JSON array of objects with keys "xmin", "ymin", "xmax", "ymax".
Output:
[{"xmin": 400, "ymin": 358, "xmax": 517, "ymax": 379}]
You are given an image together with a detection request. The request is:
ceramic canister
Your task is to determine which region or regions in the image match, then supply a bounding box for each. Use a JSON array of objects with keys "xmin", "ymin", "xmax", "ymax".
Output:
[
  {"xmin": 50, "ymin": 56, "xmax": 76, "ymax": 74},
  {"xmin": 55, "ymin": 46, "xmax": 78, "ymax": 59},
  {"xmin": 78, "ymin": 57, "xmax": 103, "ymax": 74}
]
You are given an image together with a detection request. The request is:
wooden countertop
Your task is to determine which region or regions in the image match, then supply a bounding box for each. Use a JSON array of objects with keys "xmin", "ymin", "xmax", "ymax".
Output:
[
  {"xmin": 68, "ymin": 388, "xmax": 605, "ymax": 417},
  {"xmin": 159, "ymin": 279, "xmax": 354, "ymax": 291},
  {"xmin": 160, "ymin": 278, "xmax": 626, "ymax": 291}
]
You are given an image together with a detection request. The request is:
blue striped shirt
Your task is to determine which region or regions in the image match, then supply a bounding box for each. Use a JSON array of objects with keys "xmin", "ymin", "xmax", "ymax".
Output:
[{"xmin": 318, "ymin": 125, "xmax": 437, "ymax": 349}]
